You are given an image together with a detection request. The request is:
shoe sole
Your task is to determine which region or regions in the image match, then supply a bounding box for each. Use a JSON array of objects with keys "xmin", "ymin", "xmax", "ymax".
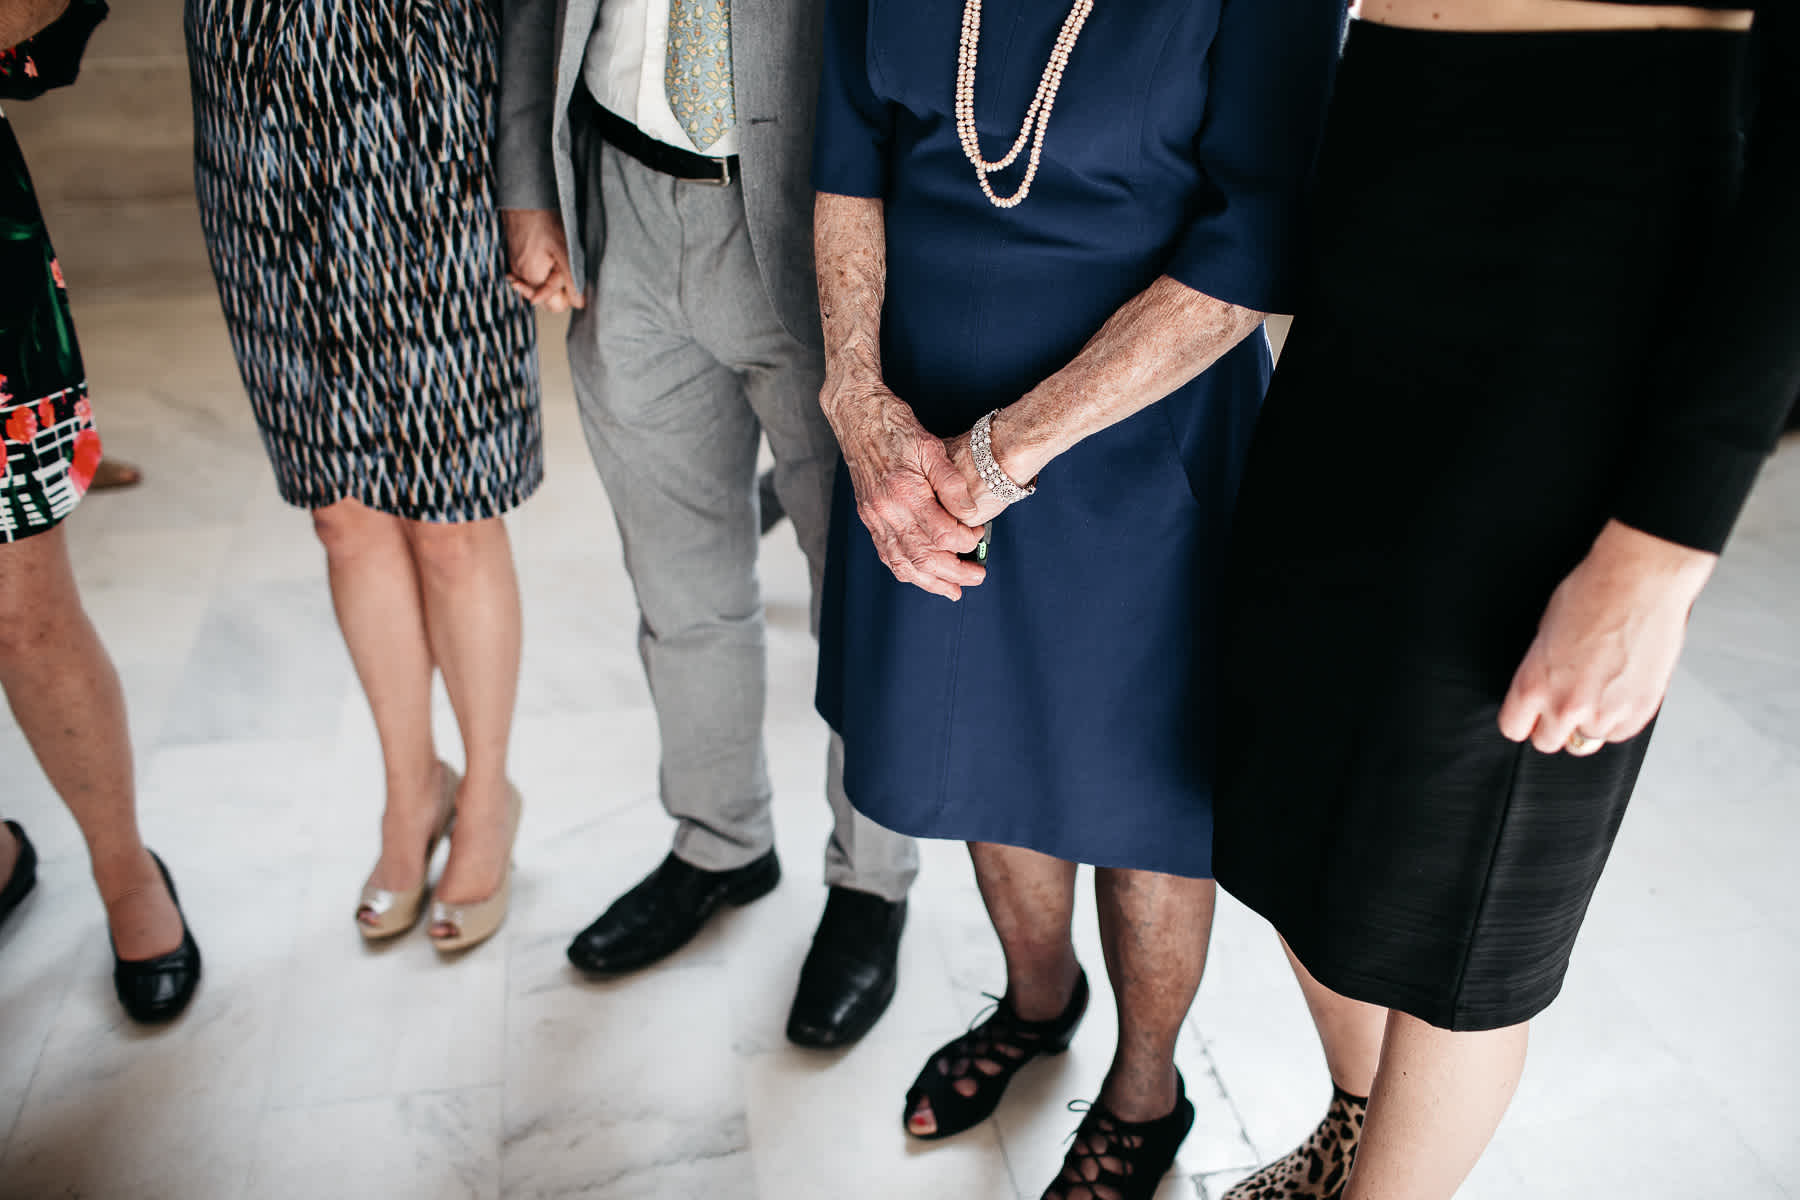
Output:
[{"xmin": 569, "ymin": 854, "xmax": 781, "ymax": 976}]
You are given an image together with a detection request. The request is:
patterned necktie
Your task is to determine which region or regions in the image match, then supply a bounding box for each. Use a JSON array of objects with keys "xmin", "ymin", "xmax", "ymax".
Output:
[{"xmin": 665, "ymin": 0, "xmax": 736, "ymax": 152}]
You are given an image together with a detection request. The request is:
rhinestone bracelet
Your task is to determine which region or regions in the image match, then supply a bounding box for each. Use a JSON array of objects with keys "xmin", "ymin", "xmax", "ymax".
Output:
[{"xmin": 971, "ymin": 410, "xmax": 1035, "ymax": 504}]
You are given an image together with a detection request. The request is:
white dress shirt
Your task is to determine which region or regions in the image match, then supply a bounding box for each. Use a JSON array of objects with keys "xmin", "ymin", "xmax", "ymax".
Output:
[{"xmin": 582, "ymin": 0, "xmax": 741, "ymax": 157}]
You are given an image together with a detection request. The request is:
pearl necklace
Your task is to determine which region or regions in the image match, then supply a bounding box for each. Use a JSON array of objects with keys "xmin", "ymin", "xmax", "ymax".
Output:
[{"xmin": 955, "ymin": 0, "xmax": 1094, "ymax": 209}]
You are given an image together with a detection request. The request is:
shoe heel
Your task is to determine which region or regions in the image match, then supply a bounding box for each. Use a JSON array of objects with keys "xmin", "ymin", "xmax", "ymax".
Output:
[
  {"xmin": 356, "ymin": 761, "xmax": 459, "ymax": 940},
  {"xmin": 429, "ymin": 782, "xmax": 522, "ymax": 955},
  {"xmin": 725, "ymin": 854, "xmax": 780, "ymax": 906},
  {"xmin": 1042, "ymin": 969, "xmax": 1092, "ymax": 1054}
]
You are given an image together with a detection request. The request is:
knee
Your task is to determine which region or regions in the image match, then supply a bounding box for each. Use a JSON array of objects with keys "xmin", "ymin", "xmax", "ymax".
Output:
[
  {"xmin": 311, "ymin": 503, "xmax": 391, "ymax": 567},
  {"xmin": 403, "ymin": 519, "xmax": 498, "ymax": 586}
]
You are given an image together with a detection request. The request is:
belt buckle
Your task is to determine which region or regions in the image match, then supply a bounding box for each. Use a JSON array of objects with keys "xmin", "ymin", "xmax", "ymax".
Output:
[{"xmin": 706, "ymin": 157, "xmax": 733, "ymax": 187}]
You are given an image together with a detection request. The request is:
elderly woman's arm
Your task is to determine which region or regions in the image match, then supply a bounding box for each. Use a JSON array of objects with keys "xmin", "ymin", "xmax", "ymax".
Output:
[
  {"xmin": 946, "ymin": 276, "xmax": 1267, "ymax": 526},
  {"xmin": 0, "ymin": 0, "xmax": 71, "ymax": 49},
  {"xmin": 816, "ymin": 192, "xmax": 984, "ymax": 601}
]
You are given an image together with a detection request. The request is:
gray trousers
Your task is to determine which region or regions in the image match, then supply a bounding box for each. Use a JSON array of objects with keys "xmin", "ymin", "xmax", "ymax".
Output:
[{"xmin": 569, "ymin": 142, "xmax": 917, "ymax": 902}]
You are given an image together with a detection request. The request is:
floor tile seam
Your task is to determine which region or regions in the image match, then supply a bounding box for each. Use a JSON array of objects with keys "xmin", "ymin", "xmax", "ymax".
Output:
[
  {"xmin": 1182, "ymin": 1022, "xmax": 1262, "ymax": 1167},
  {"xmin": 918, "ymin": 899, "xmax": 1026, "ymax": 1199},
  {"xmin": 0, "ymin": 922, "xmax": 87, "ymax": 1173},
  {"xmin": 262, "ymin": 1079, "xmax": 508, "ymax": 1116}
]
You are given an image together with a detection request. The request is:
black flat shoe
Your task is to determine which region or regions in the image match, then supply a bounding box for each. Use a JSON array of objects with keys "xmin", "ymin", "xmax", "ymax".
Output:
[
  {"xmin": 786, "ymin": 886, "xmax": 906, "ymax": 1049},
  {"xmin": 1042, "ymin": 1073, "xmax": 1196, "ymax": 1200},
  {"xmin": 112, "ymin": 852, "xmax": 202, "ymax": 1024},
  {"xmin": 905, "ymin": 967, "xmax": 1089, "ymax": 1139},
  {"xmin": 0, "ymin": 820, "xmax": 38, "ymax": 933},
  {"xmin": 566, "ymin": 849, "xmax": 780, "ymax": 975}
]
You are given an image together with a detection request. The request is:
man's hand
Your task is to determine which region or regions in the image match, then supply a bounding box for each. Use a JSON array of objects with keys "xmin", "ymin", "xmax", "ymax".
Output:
[
  {"xmin": 502, "ymin": 208, "xmax": 584, "ymax": 313},
  {"xmin": 1498, "ymin": 520, "xmax": 1717, "ymax": 756},
  {"xmin": 821, "ymin": 372, "xmax": 985, "ymax": 601}
]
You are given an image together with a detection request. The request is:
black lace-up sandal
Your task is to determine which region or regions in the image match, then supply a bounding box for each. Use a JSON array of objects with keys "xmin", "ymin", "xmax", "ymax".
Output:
[
  {"xmin": 1041, "ymin": 1072, "xmax": 1196, "ymax": 1200},
  {"xmin": 903, "ymin": 967, "xmax": 1090, "ymax": 1140}
]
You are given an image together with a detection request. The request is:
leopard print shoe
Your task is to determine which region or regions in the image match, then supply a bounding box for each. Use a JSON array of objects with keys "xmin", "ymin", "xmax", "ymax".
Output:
[{"xmin": 1224, "ymin": 1084, "xmax": 1368, "ymax": 1200}]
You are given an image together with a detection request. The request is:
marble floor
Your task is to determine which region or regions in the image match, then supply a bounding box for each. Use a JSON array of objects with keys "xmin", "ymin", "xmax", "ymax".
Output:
[{"xmin": 0, "ymin": 295, "xmax": 1796, "ymax": 1200}]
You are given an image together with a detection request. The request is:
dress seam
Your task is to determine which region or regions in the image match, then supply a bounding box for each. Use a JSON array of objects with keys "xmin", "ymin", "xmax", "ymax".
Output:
[
  {"xmin": 926, "ymin": 595, "xmax": 970, "ymax": 826},
  {"xmin": 1446, "ymin": 737, "xmax": 1528, "ymax": 1025}
]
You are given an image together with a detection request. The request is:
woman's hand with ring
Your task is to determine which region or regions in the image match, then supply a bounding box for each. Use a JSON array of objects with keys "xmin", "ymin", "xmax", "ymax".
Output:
[
  {"xmin": 821, "ymin": 373, "xmax": 986, "ymax": 600},
  {"xmin": 1498, "ymin": 521, "xmax": 1716, "ymax": 756}
]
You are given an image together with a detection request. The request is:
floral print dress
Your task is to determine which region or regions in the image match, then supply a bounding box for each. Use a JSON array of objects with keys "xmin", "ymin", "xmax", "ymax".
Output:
[{"xmin": 0, "ymin": 5, "xmax": 109, "ymax": 543}]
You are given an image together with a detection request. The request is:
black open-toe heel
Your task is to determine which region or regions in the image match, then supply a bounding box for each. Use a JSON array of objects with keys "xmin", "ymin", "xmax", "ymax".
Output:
[
  {"xmin": 903, "ymin": 967, "xmax": 1089, "ymax": 1140},
  {"xmin": 112, "ymin": 852, "xmax": 202, "ymax": 1024},
  {"xmin": 0, "ymin": 820, "xmax": 38, "ymax": 933},
  {"xmin": 1042, "ymin": 1072, "xmax": 1195, "ymax": 1200}
]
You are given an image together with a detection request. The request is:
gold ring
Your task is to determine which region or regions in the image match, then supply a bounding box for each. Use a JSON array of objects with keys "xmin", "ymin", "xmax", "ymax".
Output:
[{"xmin": 1567, "ymin": 730, "xmax": 1604, "ymax": 753}]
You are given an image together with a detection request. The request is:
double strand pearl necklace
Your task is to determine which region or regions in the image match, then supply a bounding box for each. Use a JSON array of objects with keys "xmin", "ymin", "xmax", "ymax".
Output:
[{"xmin": 955, "ymin": 0, "xmax": 1094, "ymax": 209}]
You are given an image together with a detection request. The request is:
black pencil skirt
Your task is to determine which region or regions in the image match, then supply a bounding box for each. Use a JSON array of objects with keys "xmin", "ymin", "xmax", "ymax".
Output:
[{"xmin": 1214, "ymin": 22, "xmax": 1751, "ymax": 1031}]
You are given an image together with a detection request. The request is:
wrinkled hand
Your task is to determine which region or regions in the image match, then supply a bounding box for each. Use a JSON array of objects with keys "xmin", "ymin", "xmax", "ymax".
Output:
[
  {"xmin": 1498, "ymin": 522, "xmax": 1715, "ymax": 756},
  {"xmin": 502, "ymin": 208, "xmax": 585, "ymax": 314},
  {"xmin": 939, "ymin": 431, "xmax": 1014, "ymax": 529},
  {"xmin": 822, "ymin": 375, "xmax": 985, "ymax": 600}
]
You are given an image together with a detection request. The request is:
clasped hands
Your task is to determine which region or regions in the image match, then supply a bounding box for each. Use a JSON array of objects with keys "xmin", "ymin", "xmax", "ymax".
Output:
[
  {"xmin": 825, "ymin": 378, "xmax": 1019, "ymax": 602},
  {"xmin": 501, "ymin": 208, "xmax": 585, "ymax": 314}
]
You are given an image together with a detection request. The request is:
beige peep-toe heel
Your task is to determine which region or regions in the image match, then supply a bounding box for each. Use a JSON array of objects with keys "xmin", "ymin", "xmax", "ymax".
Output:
[
  {"xmin": 428, "ymin": 782, "xmax": 522, "ymax": 955},
  {"xmin": 356, "ymin": 761, "xmax": 460, "ymax": 940}
]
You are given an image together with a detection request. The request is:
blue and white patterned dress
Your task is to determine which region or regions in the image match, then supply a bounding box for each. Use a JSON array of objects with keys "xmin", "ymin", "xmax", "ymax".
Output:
[{"xmin": 186, "ymin": 0, "xmax": 541, "ymax": 521}]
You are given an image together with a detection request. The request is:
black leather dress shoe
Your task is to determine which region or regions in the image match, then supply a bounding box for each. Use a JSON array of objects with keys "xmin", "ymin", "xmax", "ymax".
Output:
[
  {"xmin": 787, "ymin": 886, "xmax": 906, "ymax": 1049},
  {"xmin": 0, "ymin": 820, "xmax": 38, "ymax": 933},
  {"xmin": 113, "ymin": 852, "xmax": 202, "ymax": 1024},
  {"xmin": 567, "ymin": 849, "xmax": 781, "ymax": 975}
]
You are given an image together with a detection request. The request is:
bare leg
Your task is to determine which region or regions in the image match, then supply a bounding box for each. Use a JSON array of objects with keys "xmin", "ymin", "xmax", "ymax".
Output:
[
  {"xmin": 1343, "ymin": 1012, "xmax": 1527, "ymax": 1200},
  {"xmin": 0, "ymin": 526, "xmax": 179, "ymax": 959},
  {"xmin": 401, "ymin": 516, "xmax": 522, "ymax": 924},
  {"xmin": 906, "ymin": 841, "xmax": 1081, "ymax": 1136},
  {"xmin": 1222, "ymin": 946, "xmax": 1387, "ymax": 1200},
  {"xmin": 312, "ymin": 500, "xmax": 443, "ymax": 920},
  {"xmin": 1287, "ymin": 941, "xmax": 1384, "ymax": 1096},
  {"xmin": 1093, "ymin": 867, "xmax": 1216, "ymax": 1121}
]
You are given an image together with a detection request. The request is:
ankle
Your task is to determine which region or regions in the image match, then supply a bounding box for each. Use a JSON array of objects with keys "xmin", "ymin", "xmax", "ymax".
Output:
[
  {"xmin": 383, "ymin": 753, "xmax": 443, "ymax": 802},
  {"xmin": 90, "ymin": 843, "xmax": 156, "ymax": 898},
  {"xmin": 1006, "ymin": 950, "xmax": 1081, "ymax": 1021},
  {"xmin": 1097, "ymin": 1060, "xmax": 1179, "ymax": 1123}
]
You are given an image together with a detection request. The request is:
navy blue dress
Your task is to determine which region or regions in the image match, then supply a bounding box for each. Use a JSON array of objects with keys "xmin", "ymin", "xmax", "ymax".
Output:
[{"xmin": 813, "ymin": 0, "xmax": 1340, "ymax": 878}]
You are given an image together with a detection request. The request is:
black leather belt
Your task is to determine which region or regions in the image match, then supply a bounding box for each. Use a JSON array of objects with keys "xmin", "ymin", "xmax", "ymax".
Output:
[{"xmin": 588, "ymin": 96, "xmax": 738, "ymax": 186}]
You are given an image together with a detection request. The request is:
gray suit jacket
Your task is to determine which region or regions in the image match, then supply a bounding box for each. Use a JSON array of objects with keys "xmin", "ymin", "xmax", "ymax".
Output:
[{"xmin": 498, "ymin": 0, "xmax": 828, "ymax": 349}]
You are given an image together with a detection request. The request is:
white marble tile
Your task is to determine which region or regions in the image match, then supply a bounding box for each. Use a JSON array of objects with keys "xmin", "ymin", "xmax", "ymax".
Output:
[
  {"xmin": 246, "ymin": 1088, "xmax": 503, "ymax": 1200},
  {"xmin": 159, "ymin": 576, "xmax": 354, "ymax": 746},
  {"xmin": 501, "ymin": 964, "xmax": 751, "ymax": 1199}
]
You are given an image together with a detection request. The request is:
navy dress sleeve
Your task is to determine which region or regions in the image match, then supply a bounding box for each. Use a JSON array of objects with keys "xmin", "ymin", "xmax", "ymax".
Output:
[
  {"xmin": 812, "ymin": 0, "xmax": 893, "ymax": 199},
  {"xmin": 1611, "ymin": 5, "xmax": 1800, "ymax": 552},
  {"xmin": 1163, "ymin": 0, "xmax": 1344, "ymax": 314}
]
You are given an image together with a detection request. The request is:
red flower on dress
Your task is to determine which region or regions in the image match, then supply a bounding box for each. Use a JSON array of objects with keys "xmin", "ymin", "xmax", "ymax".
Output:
[
  {"xmin": 69, "ymin": 429, "xmax": 103, "ymax": 495},
  {"xmin": 0, "ymin": 372, "xmax": 11, "ymax": 404},
  {"xmin": 5, "ymin": 407, "xmax": 38, "ymax": 444},
  {"xmin": 38, "ymin": 399, "xmax": 55, "ymax": 427},
  {"xmin": 75, "ymin": 396, "xmax": 93, "ymax": 422},
  {"xmin": 50, "ymin": 258, "xmax": 65, "ymax": 288},
  {"xmin": 22, "ymin": 58, "xmax": 37, "ymax": 78}
]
